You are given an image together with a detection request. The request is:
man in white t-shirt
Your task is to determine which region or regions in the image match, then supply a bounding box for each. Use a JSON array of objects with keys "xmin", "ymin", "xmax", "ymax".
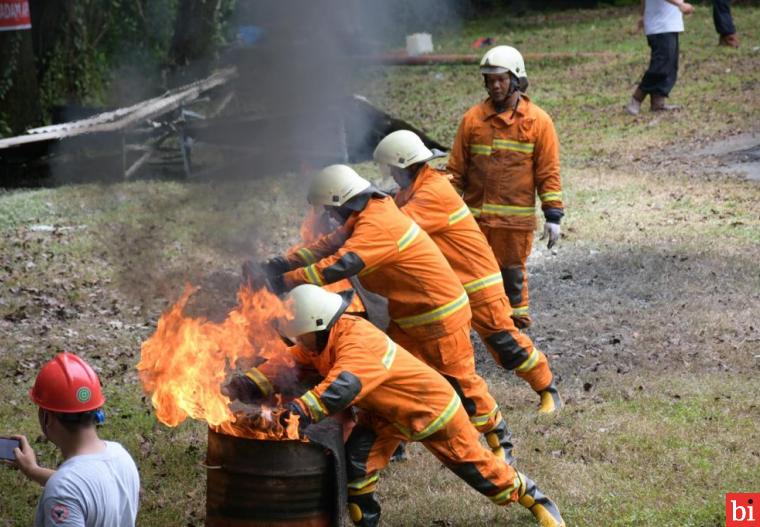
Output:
[
  {"xmin": 9, "ymin": 353, "xmax": 140, "ymax": 527},
  {"xmin": 625, "ymin": 0, "xmax": 694, "ymax": 115}
]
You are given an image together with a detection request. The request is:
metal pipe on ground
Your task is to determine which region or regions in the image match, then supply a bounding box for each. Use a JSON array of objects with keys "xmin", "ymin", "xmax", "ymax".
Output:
[{"xmin": 355, "ymin": 51, "xmax": 624, "ymax": 66}]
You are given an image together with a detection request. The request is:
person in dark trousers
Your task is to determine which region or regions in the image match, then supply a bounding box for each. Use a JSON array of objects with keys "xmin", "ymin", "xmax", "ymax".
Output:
[
  {"xmin": 714, "ymin": 0, "xmax": 739, "ymax": 47},
  {"xmin": 625, "ymin": 0, "xmax": 694, "ymax": 115}
]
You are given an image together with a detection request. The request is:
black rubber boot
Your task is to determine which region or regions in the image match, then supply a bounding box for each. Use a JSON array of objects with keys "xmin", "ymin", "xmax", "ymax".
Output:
[
  {"xmin": 347, "ymin": 492, "xmax": 382, "ymax": 527},
  {"xmin": 517, "ymin": 472, "xmax": 566, "ymax": 527}
]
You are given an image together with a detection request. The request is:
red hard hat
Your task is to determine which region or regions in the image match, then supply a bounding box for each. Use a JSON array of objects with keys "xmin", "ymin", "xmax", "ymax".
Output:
[{"xmin": 29, "ymin": 352, "xmax": 105, "ymax": 413}]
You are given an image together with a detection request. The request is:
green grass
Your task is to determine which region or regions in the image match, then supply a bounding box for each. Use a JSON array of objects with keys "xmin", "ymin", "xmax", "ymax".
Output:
[{"xmin": 1, "ymin": 4, "xmax": 760, "ymax": 526}]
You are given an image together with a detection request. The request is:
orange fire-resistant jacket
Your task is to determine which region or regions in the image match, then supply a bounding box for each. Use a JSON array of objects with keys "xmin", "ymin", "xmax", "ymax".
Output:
[
  {"xmin": 395, "ymin": 164, "xmax": 504, "ymax": 308},
  {"xmin": 253, "ymin": 315, "xmax": 462, "ymax": 441},
  {"xmin": 282, "ymin": 196, "xmax": 470, "ymax": 340},
  {"xmin": 447, "ymin": 95, "xmax": 564, "ymax": 231}
]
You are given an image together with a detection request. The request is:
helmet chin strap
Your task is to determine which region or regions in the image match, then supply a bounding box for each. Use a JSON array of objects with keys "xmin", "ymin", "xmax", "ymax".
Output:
[{"xmin": 493, "ymin": 73, "xmax": 521, "ymax": 114}]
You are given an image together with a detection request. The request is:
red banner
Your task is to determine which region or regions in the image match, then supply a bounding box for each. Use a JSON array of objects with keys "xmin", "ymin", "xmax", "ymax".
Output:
[{"xmin": 0, "ymin": 0, "xmax": 31, "ymax": 31}]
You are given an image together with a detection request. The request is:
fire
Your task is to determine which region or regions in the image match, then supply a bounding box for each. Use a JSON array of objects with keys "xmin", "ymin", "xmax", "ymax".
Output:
[
  {"xmin": 299, "ymin": 206, "xmax": 330, "ymax": 243},
  {"xmin": 137, "ymin": 284, "xmax": 304, "ymax": 440}
]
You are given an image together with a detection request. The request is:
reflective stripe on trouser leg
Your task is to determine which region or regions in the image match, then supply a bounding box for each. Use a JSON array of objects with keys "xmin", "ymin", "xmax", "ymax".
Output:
[
  {"xmin": 391, "ymin": 325, "xmax": 501, "ymax": 434},
  {"xmin": 472, "ymin": 296, "xmax": 553, "ymax": 392},
  {"xmin": 486, "ymin": 331, "xmax": 551, "ymax": 391},
  {"xmin": 345, "ymin": 414, "xmax": 404, "ymax": 526},
  {"xmin": 422, "ymin": 405, "xmax": 520, "ymax": 506}
]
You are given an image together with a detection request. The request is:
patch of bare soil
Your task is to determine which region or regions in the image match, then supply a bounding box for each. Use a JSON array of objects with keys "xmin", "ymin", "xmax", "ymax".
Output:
[
  {"xmin": 472, "ymin": 132, "xmax": 760, "ymax": 393},
  {"xmin": 630, "ymin": 130, "xmax": 760, "ymax": 182},
  {"xmin": 692, "ymin": 131, "xmax": 760, "ymax": 182}
]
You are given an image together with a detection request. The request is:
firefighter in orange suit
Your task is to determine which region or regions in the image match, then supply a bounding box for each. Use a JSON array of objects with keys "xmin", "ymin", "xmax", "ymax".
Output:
[
  {"xmin": 374, "ymin": 130, "xmax": 561, "ymax": 413},
  {"xmin": 228, "ymin": 285, "xmax": 565, "ymax": 527},
  {"xmin": 243, "ymin": 164, "xmax": 515, "ymax": 461},
  {"xmin": 301, "ymin": 207, "xmax": 367, "ymax": 315},
  {"xmin": 448, "ymin": 45, "xmax": 564, "ymax": 329}
]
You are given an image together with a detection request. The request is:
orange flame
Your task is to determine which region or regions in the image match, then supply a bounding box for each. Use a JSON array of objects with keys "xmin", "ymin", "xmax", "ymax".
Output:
[
  {"xmin": 299, "ymin": 206, "xmax": 326, "ymax": 244},
  {"xmin": 137, "ymin": 285, "xmax": 303, "ymax": 440}
]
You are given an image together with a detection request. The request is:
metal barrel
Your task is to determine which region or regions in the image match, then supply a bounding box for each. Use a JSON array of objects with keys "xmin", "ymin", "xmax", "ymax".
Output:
[{"xmin": 206, "ymin": 428, "xmax": 336, "ymax": 527}]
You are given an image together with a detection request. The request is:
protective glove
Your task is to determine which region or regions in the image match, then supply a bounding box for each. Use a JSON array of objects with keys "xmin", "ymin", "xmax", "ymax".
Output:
[
  {"xmin": 540, "ymin": 222, "xmax": 560, "ymax": 249},
  {"xmin": 279, "ymin": 401, "xmax": 311, "ymax": 432},
  {"xmin": 223, "ymin": 374, "xmax": 266, "ymax": 404},
  {"xmin": 263, "ymin": 256, "xmax": 291, "ymax": 275},
  {"xmin": 241, "ymin": 259, "xmax": 287, "ymax": 295}
]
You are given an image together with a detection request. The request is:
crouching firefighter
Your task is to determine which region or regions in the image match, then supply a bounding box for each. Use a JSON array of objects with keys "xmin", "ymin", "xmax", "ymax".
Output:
[
  {"xmin": 227, "ymin": 285, "xmax": 566, "ymax": 527},
  {"xmin": 374, "ymin": 130, "xmax": 561, "ymax": 413},
  {"xmin": 243, "ymin": 164, "xmax": 516, "ymax": 461}
]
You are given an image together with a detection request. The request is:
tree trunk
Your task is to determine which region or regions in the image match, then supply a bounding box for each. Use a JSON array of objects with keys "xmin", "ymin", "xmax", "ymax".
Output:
[
  {"xmin": 0, "ymin": 28, "xmax": 41, "ymax": 135},
  {"xmin": 170, "ymin": 0, "xmax": 222, "ymax": 68}
]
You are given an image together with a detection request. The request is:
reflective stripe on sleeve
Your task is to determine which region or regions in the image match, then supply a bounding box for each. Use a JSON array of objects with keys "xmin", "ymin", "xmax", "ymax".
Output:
[
  {"xmin": 304, "ymin": 264, "xmax": 324, "ymax": 286},
  {"xmin": 382, "ymin": 338, "xmax": 397, "ymax": 370},
  {"xmin": 392, "ymin": 291, "xmax": 469, "ymax": 329},
  {"xmin": 245, "ymin": 367, "xmax": 273, "ymax": 396},
  {"xmin": 463, "ymin": 272, "xmax": 503, "ymax": 295},
  {"xmin": 300, "ymin": 390, "xmax": 328, "ymax": 421},
  {"xmin": 448, "ymin": 204, "xmax": 471, "ymax": 226},
  {"xmin": 539, "ymin": 191, "xmax": 563, "ymax": 202},
  {"xmin": 296, "ymin": 247, "xmax": 318, "ymax": 265},
  {"xmin": 397, "ymin": 222, "xmax": 421, "ymax": 253}
]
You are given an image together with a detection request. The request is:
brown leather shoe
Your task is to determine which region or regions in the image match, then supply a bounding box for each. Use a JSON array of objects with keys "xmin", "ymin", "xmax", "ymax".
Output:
[
  {"xmin": 719, "ymin": 33, "xmax": 740, "ymax": 48},
  {"xmin": 651, "ymin": 95, "xmax": 681, "ymax": 112}
]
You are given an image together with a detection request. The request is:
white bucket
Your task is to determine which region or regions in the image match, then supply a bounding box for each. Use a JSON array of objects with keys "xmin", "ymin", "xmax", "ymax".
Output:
[{"xmin": 406, "ymin": 33, "xmax": 434, "ymax": 56}]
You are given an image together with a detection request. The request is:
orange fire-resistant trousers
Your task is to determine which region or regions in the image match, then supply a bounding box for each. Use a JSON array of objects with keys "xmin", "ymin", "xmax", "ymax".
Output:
[
  {"xmin": 479, "ymin": 226, "xmax": 533, "ymax": 328},
  {"xmin": 471, "ymin": 296, "xmax": 553, "ymax": 392},
  {"xmin": 346, "ymin": 405, "xmax": 519, "ymax": 507},
  {"xmin": 387, "ymin": 323, "xmax": 500, "ymax": 433}
]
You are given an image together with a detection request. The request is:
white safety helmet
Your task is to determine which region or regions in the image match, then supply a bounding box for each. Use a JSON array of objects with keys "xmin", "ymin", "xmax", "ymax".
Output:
[
  {"xmin": 280, "ymin": 284, "xmax": 347, "ymax": 340},
  {"xmin": 373, "ymin": 130, "xmax": 434, "ymax": 170},
  {"xmin": 479, "ymin": 45, "xmax": 527, "ymax": 79},
  {"xmin": 308, "ymin": 164, "xmax": 372, "ymax": 208}
]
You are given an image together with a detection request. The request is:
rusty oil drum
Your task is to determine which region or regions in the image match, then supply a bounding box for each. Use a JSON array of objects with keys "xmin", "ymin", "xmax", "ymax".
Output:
[{"xmin": 205, "ymin": 428, "xmax": 336, "ymax": 527}]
